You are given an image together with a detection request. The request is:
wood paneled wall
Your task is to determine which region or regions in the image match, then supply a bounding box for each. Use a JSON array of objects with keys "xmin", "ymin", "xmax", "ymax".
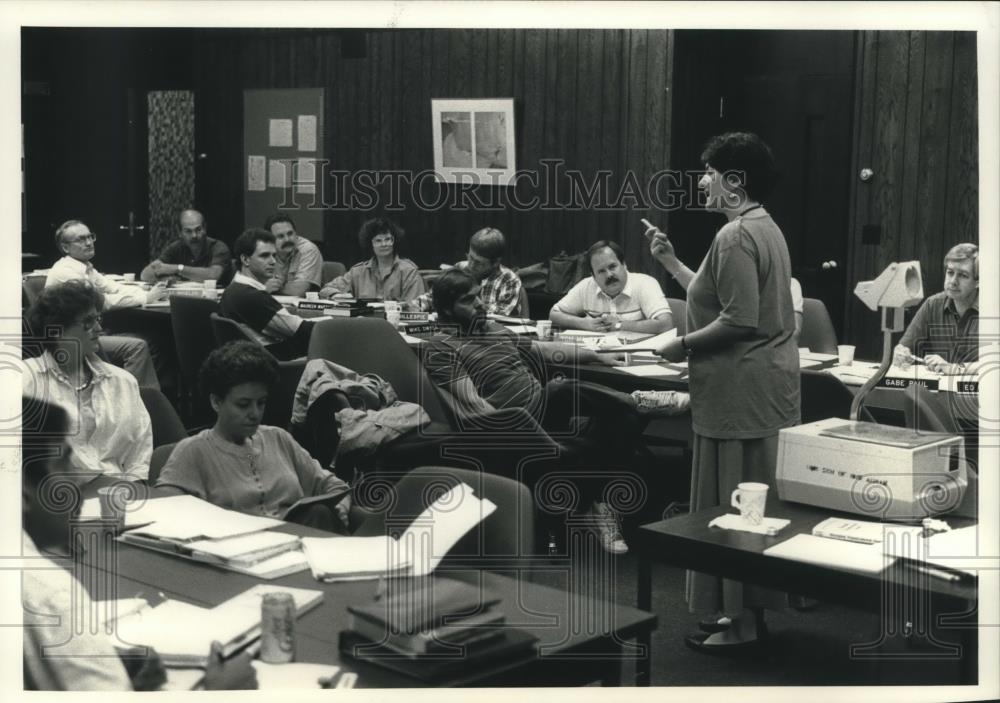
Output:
[
  {"xmin": 846, "ymin": 31, "xmax": 978, "ymax": 358},
  {"xmin": 193, "ymin": 29, "xmax": 674, "ymax": 274}
]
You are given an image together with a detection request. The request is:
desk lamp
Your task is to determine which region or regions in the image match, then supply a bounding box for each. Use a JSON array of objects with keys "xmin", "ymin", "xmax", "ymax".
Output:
[{"xmin": 850, "ymin": 260, "xmax": 924, "ymax": 420}]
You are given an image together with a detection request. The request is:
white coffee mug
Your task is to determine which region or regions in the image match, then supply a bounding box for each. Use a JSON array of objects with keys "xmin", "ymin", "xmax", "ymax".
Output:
[
  {"xmin": 837, "ymin": 344, "xmax": 856, "ymax": 366},
  {"xmin": 730, "ymin": 482, "xmax": 769, "ymax": 525},
  {"xmin": 123, "ymin": 273, "xmax": 136, "ymax": 283}
]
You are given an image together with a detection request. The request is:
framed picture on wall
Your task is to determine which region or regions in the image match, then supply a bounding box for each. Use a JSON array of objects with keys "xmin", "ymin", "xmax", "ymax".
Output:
[{"xmin": 431, "ymin": 98, "xmax": 516, "ymax": 186}]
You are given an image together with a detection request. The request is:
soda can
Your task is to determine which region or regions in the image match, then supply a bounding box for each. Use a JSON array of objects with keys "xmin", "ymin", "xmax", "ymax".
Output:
[{"xmin": 260, "ymin": 592, "xmax": 296, "ymax": 663}]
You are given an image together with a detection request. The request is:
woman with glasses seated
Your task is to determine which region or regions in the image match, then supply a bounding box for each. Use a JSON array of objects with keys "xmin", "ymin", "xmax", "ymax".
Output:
[
  {"xmin": 23, "ymin": 280, "xmax": 153, "ymax": 481},
  {"xmin": 318, "ymin": 217, "xmax": 425, "ymax": 303},
  {"xmin": 156, "ymin": 341, "xmax": 351, "ymax": 532}
]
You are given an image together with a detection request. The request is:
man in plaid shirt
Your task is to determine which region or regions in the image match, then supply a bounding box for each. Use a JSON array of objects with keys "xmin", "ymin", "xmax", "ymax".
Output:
[{"xmin": 415, "ymin": 227, "xmax": 524, "ymax": 316}]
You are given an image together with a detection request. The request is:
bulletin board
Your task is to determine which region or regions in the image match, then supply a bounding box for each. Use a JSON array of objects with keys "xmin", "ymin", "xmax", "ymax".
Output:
[{"xmin": 243, "ymin": 88, "xmax": 325, "ymax": 242}]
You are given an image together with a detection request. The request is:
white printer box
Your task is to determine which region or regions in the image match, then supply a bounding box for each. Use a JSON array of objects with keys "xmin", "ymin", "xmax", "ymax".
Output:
[{"xmin": 776, "ymin": 418, "xmax": 966, "ymax": 521}]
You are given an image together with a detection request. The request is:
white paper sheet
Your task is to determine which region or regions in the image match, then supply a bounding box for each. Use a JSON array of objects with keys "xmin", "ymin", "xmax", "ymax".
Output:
[
  {"xmin": 269, "ymin": 118, "xmax": 293, "ymax": 147},
  {"xmin": 252, "ymin": 661, "xmax": 340, "ymax": 688},
  {"xmin": 618, "ymin": 364, "xmax": 685, "ymax": 378},
  {"xmin": 248, "ymin": 155, "xmax": 266, "ymax": 191},
  {"xmin": 297, "ymin": 114, "xmax": 317, "ymax": 151},
  {"xmin": 764, "ymin": 533, "xmax": 894, "ymax": 573},
  {"xmin": 268, "ymin": 159, "xmax": 289, "ymax": 188},
  {"xmin": 295, "ymin": 157, "xmax": 316, "ymax": 183}
]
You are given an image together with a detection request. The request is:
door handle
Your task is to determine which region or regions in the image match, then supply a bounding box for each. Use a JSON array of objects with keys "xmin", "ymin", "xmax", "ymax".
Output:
[{"xmin": 118, "ymin": 212, "xmax": 146, "ymax": 237}]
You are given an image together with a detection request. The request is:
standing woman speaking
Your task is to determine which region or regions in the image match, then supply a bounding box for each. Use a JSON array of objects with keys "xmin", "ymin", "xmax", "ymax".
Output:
[{"xmin": 645, "ymin": 132, "xmax": 800, "ymax": 653}]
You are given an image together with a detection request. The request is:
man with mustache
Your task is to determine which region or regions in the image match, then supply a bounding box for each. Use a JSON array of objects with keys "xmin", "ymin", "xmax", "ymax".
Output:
[
  {"xmin": 549, "ymin": 240, "xmax": 674, "ymax": 334},
  {"xmin": 264, "ymin": 212, "xmax": 323, "ymax": 297},
  {"xmin": 141, "ymin": 209, "xmax": 232, "ymax": 284},
  {"xmin": 219, "ymin": 228, "xmax": 314, "ymax": 361}
]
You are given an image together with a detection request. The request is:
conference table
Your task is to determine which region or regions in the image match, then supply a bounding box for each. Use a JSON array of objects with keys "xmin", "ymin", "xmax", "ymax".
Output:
[
  {"xmin": 73, "ymin": 480, "xmax": 657, "ymax": 688},
  {"xmin": 632, "ymin": 500, "xmax": 980, "ymax": 686}
]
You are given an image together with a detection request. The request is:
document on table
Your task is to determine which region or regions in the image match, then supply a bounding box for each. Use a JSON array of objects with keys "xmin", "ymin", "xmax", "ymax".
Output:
[
  {"xmin": 125, "ymin": 495, "xmax": 283, "ymax": 540},
  {"xmin": 764, "ymin": 533, "xmax": 894, "ymax": 573},
  {"xmin": 882, "ymin": 526, "xmax": 986, "ymax": 577},
  {"xmin": 619, "ymin": 364, "xmax": 686, "ymax": 378},
  {"xmin": 301, "ymin": 482, "xmax": 496, "ymax": 580},
  {"xmin": 252, "ymin": 661, "xmax": 341, "ymax": 688}
]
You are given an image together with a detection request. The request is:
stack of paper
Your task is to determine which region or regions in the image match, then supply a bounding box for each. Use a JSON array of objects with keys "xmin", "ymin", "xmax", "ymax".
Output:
[
  {"xmin": 108, "ymin": 584, "xmax": 324, "ymax": 667},
  {"xmin": 812, "ymin": 517, "xmax": 921, "ymax": 545},
  {"xmin": 113, "ymin": 495, "xmax": 309, "ymax": 579},
  {"xmin": 764, "ymin": 533, "xmax": 894, "ymax": 574},
  {"xmin": 301, "ymin": 482, "xmax": 496, "ymax": 581}
]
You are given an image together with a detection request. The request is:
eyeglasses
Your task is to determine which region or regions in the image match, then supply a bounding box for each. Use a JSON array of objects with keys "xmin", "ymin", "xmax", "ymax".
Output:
[
  {"xmin": 372, "ymin": 235, "xmax": 395, "ymax": 246},
  {"xmin": 79, "ymin": 314, "xmax": 102, "ymax": 331},
  {"xmin": 66, "ymin": 234, "xmax": 97, "ymax": 244}
]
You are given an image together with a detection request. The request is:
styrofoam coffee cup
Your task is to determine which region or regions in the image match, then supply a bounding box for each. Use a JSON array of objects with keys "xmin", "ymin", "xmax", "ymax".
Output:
[
  {"xmin": 837, "ymin": 344, "xmax": 856, "ymax": 366},
  {"xmin": 536, "ymin": 320, "xmax": 552, "ymax": 339},
  {"xmin": 123, "ymin": 273, "xmax": 136, "ymax": 283},
  {"xmin": 203, "ymin": 279, "xmax": 217, "ymax": 290},
  {"xmin": 731, "ymin": 482, "xmax": 768, "ymax": 525},
  {"xmin": 305, "ymin": 292, "xmax": 319, "ymax": 301}
]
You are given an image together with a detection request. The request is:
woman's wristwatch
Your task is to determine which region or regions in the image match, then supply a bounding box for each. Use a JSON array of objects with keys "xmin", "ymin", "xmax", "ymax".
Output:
[{"xmin": 680, "ymin": 335, "xmax": 692, "ymax": 357}]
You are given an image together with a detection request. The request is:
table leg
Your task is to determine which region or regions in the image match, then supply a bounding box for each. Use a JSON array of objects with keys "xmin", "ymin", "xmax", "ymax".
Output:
[{"xmin": 636, "ymin": 557, "xmax": 652, "ymax": 686}]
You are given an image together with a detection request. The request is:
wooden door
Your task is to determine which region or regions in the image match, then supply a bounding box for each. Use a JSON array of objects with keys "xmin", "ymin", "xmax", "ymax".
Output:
[{"xmin": 669, "ymin": 30, "xmax": 857, "ymax": 334}]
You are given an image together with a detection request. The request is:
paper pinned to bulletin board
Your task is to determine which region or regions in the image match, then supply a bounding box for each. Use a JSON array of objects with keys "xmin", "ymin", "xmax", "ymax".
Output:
[
  {"xmin": 298, "ymin": 115, "xmax": 317, "ymax": 152},
  {"xmin": 244, "ymin": 89, "xmax": 324, "ymax": 241}
]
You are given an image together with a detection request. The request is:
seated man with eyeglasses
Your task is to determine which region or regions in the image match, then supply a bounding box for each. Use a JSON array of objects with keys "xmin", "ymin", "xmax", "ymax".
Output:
[{"xmin": 44, "ymin": 220, "xmax": 168, "ymax": 388}]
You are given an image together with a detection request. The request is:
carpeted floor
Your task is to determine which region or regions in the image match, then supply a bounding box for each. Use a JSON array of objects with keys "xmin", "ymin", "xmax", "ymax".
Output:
[{"xmin": 531, "ymin": 535, "xmax": 976, "ymax": 688}]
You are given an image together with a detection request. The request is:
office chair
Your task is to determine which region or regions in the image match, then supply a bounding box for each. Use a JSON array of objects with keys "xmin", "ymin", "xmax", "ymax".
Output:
[
  {"xmin": 168, "ymin": 296, "xmax": 220, "ymax": 426},
  {"xmin": 800, "ymin": 298, "xmax": 838, "ymax": 353},
  {"xmin": 516, "ymin": 283, "xmax": 530, "ymax": 319},
  {"xmin": 147, "ymin": 442, "xmax": 177, "ymax": 485},
  {"xmin": 800, "ymin": 369, "xmax": 875, "ymax": 424},
  {"xmin": 321, "ymin": 261, "xmax": 347, "ymax": 286},
  {"xmin": 304, "ymin": 317, "xmax": 558, "ymax": 477},
  {"xmin": 209, "ymin": 313, "xmax": 305, "ymax": 429},
  {"xmin": 354, "ymin": 465, "xmax": 538, "ymax": 572},
  {"xmin": 139, "ymin": 387, "xmax": 188, "ymax": 448}
]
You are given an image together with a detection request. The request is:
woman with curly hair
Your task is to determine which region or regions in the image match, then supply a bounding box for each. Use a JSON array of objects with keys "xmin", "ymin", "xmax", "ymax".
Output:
[
  {"xmin": 156, "ymin": 341, "xmax": 351, "ymax": 531},
  {"xmin": 23, "ymin": 280, "xmax": 152, "ymax": 481},
  {"xmin": 319, "ymin": 217, "xmax": 425, "ymax": 302}
]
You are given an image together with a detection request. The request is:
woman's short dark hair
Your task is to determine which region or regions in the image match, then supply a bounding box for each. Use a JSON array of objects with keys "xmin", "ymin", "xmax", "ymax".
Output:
[
  {"xmin": 27, "ymin": 281, "xmax": 105, "ymax": 352},
  {"xmin": 199, "ymin": 340, "xmax": 280, "ymax": 399},
  {"xmin": 432, "ymin": 269, "xmax": 477, "ymax": 317},
  {"xmin": 233, "ymin": 228, "xmax": 276, "ymax": 262},
  {"xmin": 700, "ymin": 131, "xmax": 777, "ymax": 201},
  {"xmin": 585, "ymin": 240, "xmax": 625, "ymax": 273},
  {"xmin": 358, "ymin": 217, "xmax": 404, "ymax": 253}
]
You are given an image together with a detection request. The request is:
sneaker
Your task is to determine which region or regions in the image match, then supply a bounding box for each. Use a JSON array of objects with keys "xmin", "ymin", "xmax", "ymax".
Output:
[
  {"xmin": 592, "ymin": 501, "xmax": 628, "ymax": 554},
  {"xmin": 631, "ymin": 390, "xmax": 691, "ymax": 416}
]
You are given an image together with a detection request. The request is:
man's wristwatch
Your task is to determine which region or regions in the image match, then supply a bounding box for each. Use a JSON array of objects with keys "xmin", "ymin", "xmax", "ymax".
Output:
[{"xmin": 177, "ymin": 264, "xmax": 185, "ymax": 275}]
